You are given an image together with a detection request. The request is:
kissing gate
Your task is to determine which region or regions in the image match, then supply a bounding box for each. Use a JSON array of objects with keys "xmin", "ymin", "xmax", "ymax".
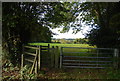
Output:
[
  {"xmin": 21, "ymin": 44, "xmax": 59, "ymax": 74},
  {"xmin": 21, "ymin": 44, "xmax": 119, "ymax": 74},
  {"xmin": 60, "ymin": 47, "xmax": 119, "ymax": 69}
]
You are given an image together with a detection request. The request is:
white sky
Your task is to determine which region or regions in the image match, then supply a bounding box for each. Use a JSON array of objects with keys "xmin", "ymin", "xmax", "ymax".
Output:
[
  {"xmin": 51, "ymin": 12, "xmax": 92, "ymax": 39},
  {"xmin": 51, "ymin": 26, "xmax": 90, "ymax": 39}
]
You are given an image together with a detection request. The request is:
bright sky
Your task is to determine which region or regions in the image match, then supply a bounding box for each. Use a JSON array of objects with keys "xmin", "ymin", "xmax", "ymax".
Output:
[
  {"xmin": 51, "ymin": 12, "xmax": 92, "ymax": 39},
  {"xmin": 51, "ymin": 26, "xmax": 90, "ymax": 39}
]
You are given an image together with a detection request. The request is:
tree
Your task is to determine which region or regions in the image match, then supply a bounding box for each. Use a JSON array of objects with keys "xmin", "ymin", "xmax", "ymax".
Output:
[
  {"xmin": 71, "ymin": 2, "xmax": 120, "ymax": 48},
  {"xmin": 74, "ymin": 38, "xmax": 88, "ymax": 44},
  {"xmin": 2, "ymin": 2, "xmax": 77, "ymax": 65}
]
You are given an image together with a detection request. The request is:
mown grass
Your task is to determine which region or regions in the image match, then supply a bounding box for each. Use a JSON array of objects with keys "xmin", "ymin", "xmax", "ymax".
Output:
[
  {"xmin": 29, "ymin": 43, "xmax": 95, "ymax": 56},
  {"xmin": 28, "ymin": 43, "xmax": 94, "ymax": 47}
]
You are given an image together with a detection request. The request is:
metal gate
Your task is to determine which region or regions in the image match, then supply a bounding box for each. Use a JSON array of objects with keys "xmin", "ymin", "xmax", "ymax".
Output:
[{"xmin": 60, "ymin": 47, "xmax": 119, "ymax": 69}]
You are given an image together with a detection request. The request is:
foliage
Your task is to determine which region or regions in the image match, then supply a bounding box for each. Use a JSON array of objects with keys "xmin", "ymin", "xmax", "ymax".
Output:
[
  {"xmin": 77, "ymin": 2, "xmax": 120, "ymax": 48},
  {"xmin": 20, "ymin": 65, "xmax": 37, "ymax": 80},
  {"xmin": 52, "ymin": 38, "xmax": 88, "ymax": 44},
  {"xmin": 107, "ymin": 69, "xmax": 120, "ymax": 79},
  {"xmin": 2, "ymin": 61, "xmax": 20, "ymax": 80},
  {"xmin": 74, "ymin": 38, "xmax": 88, "ymax": 44},
  {"xmin": 2, "ymin": 2, "xmax": 76, "ymax": 65},
  {"xmin": 57, "ymin": 2, "xmax": 120, "ymax": 48},
  {"xmin": 52, "ymin": 39, "xmax": 74, "ymax": 44}
]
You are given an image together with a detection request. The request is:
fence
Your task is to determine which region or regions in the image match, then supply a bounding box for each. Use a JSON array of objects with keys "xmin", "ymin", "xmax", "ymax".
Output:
[
  {"xmin": 60, "ymin": 47, "xmax": 119, "ymax": 69},
  {"xmin": 21, "ymin": 44, "xmax": 59, "ymax": 74}
]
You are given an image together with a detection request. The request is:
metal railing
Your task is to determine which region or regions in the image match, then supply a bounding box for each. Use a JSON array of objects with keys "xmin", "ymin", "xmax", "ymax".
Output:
[{"xmin": 60, "ymin": 47, "xmax": 119, "ymax": 69}]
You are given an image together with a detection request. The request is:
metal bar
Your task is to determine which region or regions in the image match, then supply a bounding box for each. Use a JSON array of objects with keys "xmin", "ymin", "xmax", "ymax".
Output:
[
  {"xmin": 63, "ymin": 63, "xmax": 111, "ymax": 66},
  {"xmin": 63, "ymin": 66, "xmax": 106, "ymax": 69},
  {"xmin": 62, "ymin": 47, "xmax": 114, "ymax": 50},
  {"xmin": 41, "ymin": 46, "xmax": 49, "ymax": 47},
  {"xmin": 63, "ymin": 60, "xmax": 112, "ymax": 62},
  {"xmin": 63, "ymin": 56, "xmax": 111, "ymax": 58},
  {"xmin": 24, "ymin": 46, "xmax": 39, "ymax": 50},
  {"xmin": 49, "ymin": 48, "xmax": 56, "ymax": 50},
  {"xmin": 24, "ymin": 52, "xmax": 36, "ymax": 56},
  {"xmin": 41, "ymin": 48, "xmax": 48, "ymax": 50},
  {"xmin": 63, "ymin": 52, "xmax": 113, "ymax": 55}
]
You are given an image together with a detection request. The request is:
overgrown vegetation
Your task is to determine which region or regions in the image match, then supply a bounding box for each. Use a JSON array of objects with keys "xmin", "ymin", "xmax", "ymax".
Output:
[{"xmin": 2, "ymin": 2, "xmax": 77, "ymax": 66}]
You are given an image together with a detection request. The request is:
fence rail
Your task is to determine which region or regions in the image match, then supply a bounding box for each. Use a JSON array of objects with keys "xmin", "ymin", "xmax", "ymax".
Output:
[
  {"xmin": 63, "ymin": 56, "xmax": 112, "ymax": 58},
  {"xmin": 60, "ymin": 47, "xmax": 119, "ymax": 69},
  {"xmin": 62, "ymin": 47, "xmax": 114, "ymax": 50},
  {"xmin": 21, "ymin": 44, "xmax": 59, "ymax": 74}
]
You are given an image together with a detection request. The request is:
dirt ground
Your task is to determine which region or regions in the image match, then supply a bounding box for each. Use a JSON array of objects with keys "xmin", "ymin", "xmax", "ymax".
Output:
[{"xmin": 2, "ymin": 67, "xmax": 120, "ymax": 81}]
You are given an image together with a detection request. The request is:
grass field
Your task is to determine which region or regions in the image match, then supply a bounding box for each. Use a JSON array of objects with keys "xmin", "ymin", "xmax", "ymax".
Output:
[
  {"xmin": 29, "ymin": 43, "xmax": 95, "ymax": 48},
  {"xmin": 29, "ymin": 43, "xmax": 97, "ymax": 56}
]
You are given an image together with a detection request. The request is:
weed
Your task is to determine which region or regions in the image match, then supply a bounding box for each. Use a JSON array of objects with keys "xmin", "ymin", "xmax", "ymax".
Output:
[{"xmin": 20, "ymin": 65, "xmax": 37, "ymax": 80}]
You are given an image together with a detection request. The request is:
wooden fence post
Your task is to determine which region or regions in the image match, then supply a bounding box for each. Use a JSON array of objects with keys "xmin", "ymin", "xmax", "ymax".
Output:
[
  {"xmin": 48, "ymin": 44, "xmax": 50, "ymax": 54},
  {"xmin": 60, "ymin": 47, "xmax": 63, "ymax": 68},
  {"xmin": 55, "ymin": 46, "xmax": 59, "ymax": 68},
  {"xmin": 35, "ymin": 46, "xmax": 38, "ymax": 74},
  {"xmin": 38, "ymin": 45, "xmax": 41, "ymax": 70},
  {"xmin": 21, "ymin": 44, "xmax": 24, "ymax": 69},
  {"xmin": 51, "ymin": 46, "xmax": 54, "ymax": 68},
  {"xmin": 114, "ymin": 49, "xmax": 119, "ymax": 69},
  {"xmin": 21, "ymin": 44, "xmax": 24, "ymax": 79},
  {"xmin": 30, "ymin": 49, "xmax": 38, "ymax": 74}
]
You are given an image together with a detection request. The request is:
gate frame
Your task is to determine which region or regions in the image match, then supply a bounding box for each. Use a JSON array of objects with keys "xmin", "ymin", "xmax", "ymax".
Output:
[{"xmin": 60, "ymin": 47, "xmax": 119, "ymax": 69}]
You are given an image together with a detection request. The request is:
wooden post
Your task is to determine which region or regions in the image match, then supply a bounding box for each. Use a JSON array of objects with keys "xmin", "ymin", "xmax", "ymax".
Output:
[
  {"xmin": 38, "ymin": 45, "xmax": 41, "ymax": 70},
  {"xmin": 21, "ymin": 44, "xmax": 24, "ymax": 69},
  {"xmin": 60, "ymin": 47, "xmax": 63, "ymax": 68},
  {"xmin": 35, "ymin": 46, "xmax": 38, "ymax": 74},
  {"xmin": 51, "ymin": 46, "xmax": 54, "ymax": 68},
  {"xmin": 35, "ymin": 61, "xmax": 38, "ymax": 74},
  {"xmin": 55, "ymin": 46, "xmax": 59, "ymax": 68},
  {"xmin": 48, "ymin": 44, "xmax": 50, "ymax": 54},
  {"xmin": 21, "ymin": 54, "xmax": 24, "ymax": 69},
  {"xmin": 21, "ymin": 44, "xmax": 24, "ymax": 79},
  {"xmin": 97, "ymin": 49, "xmax": 99, "ymax": 67},
  {"xmin": 30, "ymin": 49, "xmax": 38, "ymax": 74},
  {"xmin": 114, "ymin": 49, "xmax": 119, "ymax": 69}
]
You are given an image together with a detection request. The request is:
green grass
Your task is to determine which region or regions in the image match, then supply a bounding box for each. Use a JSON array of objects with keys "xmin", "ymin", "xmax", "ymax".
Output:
[
  {"xmin": 29, "ymin": 43, "xmax": 94, "ymax": 48},
  {"xmin": 29, "ymin": 43, "xmax": 95, "ymax": 56}
]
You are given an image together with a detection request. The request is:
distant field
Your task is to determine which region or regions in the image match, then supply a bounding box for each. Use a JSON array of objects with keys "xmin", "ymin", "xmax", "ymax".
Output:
[
  {"xmin": 29, "ymin": 43, "xmax": 95, "ymax": 56},
  {"xmin": 29, "ymin": 43, "xmax": 95, "ymax": 48}
]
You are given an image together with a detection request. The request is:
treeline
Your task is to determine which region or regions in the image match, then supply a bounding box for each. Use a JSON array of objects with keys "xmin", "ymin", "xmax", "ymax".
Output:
[
  {"xmin": 52, "ymin": 38, "xmax": 88, "ymax": 44},
  {"xmin": 2, "ymin": 2, "xmax": 76, "ymax": 65}
]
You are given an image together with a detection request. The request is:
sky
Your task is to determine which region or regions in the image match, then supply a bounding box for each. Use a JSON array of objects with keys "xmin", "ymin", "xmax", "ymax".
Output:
[
  {"xmin": 51, "ymin": 26, "xmax": 91, "ymax": 39},
  {"xmin": 51, "ymin": 11, "xmax": 92, "ymax": 39}
]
